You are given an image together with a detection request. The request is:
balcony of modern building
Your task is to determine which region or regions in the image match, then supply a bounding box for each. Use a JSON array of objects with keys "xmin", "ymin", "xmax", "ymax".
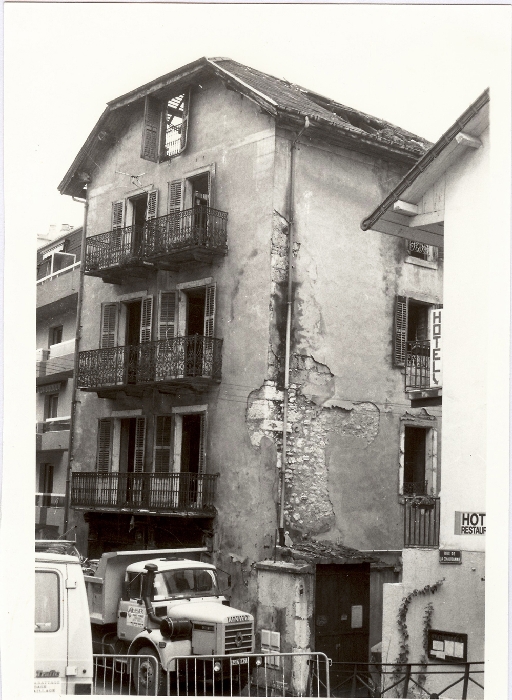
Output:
[
  {"xmin": 70, "ymin": 471, "xmax": 218, "ymax": 518},
  {"xmin": 36, "ymin": 339, "xmax": 75, "ymax": 386},
  {"xmin": 37, "ymin": 251, "xmax": 80, "ymax": 310},
  {"xmin": 35, "ymin": 493, "xmax": 66, "ymax": 538},
  {"xmin": 36, "ymin": 418, "xmax": 71, "ymax": 452},
  {"xmin": 77, "ymin": 335, "xmax": 222, "ymax": 398},
  {"xmin": 85, "ymin": 207, "xmax": 228, "ymax": 284}
]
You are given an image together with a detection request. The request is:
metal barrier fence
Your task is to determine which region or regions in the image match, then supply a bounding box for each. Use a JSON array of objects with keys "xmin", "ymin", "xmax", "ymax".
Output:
[
  {"xmin": 168, "ymin": 652, "xmax": 331, "ymax": 697},
  {"xmin": 92, "ymin": 654, "xmax": 159, "ymax": 696},
  {"xmin": 329, "ymin": 661, "xmax": 484, "ymax": 698}
]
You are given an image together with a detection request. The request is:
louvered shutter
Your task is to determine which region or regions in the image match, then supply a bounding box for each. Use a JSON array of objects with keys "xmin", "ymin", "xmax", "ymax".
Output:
[
  {"xmin": 180, "ymin": 90, "xmax": 190, "ymax": 153},
  {"xmin": 146, "ymin": 190, "xmax": 158, "ymax": 220},
  {"xmin": 97, "ymin": 419, "xmax": 113, "ymax": 472},
  {"xmin": 394, "ymin": 295, "xmax": 408, "ymax": 367},
  {"xmin": 154, "ymin": 416, "xmax": 173, "ymax": 472},
  {"xmin": 158, "ymin": 292, "xmax": 177, "ymax": 339},
  {"xmin": 112, "ymin": 201, "xmax": 125, "ymax": 230},
  {"xmin": 133, "ymin": 417, "xmax": 146, "ymax": 472},
  {"xmin": 100, "ymin": 303, "xmax": 118, "ymax": 348},
  {"xmin": 168, "ymin": 180, "xmax": 182, "ymax": 214},
  {"xmin": 140, "ymin": 296, "xmax": 153, "ymax": 343},
  {"xmin": 204, "ymin": 285, "xmax": 216, "ymax": 337},
  {"xmin": 141, "ymin": 96, "xmax": 161, "ymax": 162}
]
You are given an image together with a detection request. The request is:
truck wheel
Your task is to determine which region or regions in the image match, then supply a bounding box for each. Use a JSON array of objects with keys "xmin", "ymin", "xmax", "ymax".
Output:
[{"xmin": 132, "ymin": 646, "xmax": 166, "ymax": 696}]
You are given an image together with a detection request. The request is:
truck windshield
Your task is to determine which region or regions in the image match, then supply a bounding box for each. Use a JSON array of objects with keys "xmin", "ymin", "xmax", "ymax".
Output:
[{"xmin": 152, "ymin": 568, "xmax": 219, "ymax": 600}]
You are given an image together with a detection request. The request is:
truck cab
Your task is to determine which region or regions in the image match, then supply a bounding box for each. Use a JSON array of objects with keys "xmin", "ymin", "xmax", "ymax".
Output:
[{"xmin": 35, "ymin": 546, "xmax": 93, "ymax": 695}]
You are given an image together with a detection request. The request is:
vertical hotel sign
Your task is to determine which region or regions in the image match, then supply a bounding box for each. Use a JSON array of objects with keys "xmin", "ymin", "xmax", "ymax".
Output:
[{"xmin": 429, "ymin": 308, "xmax": 442, "ymax": 388}]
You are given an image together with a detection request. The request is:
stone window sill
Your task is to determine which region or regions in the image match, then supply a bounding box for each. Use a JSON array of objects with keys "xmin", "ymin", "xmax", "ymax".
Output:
[{"xmin": 405, "ymin": 256, "xmax": 438, "ymax": 270}]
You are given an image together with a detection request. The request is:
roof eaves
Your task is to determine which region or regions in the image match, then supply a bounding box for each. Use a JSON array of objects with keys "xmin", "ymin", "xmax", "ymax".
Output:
[{"xmin": 360, "ymin": 88, "xmax": 490, "ymax": 232}]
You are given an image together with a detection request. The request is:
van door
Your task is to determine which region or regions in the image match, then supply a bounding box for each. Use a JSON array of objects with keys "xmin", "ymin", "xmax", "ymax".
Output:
[{"xmin": 35, "ymin": 565, "xmax": 67, "ymax": 694}]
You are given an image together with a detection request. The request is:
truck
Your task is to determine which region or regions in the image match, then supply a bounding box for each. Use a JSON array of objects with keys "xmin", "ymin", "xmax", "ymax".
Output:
[
  {"xmin": 84, "ymin": 547, "xmax": 255, "ymax": 694},
  {"xmin": 35, "ymin": 543, "xmax": 94, "ymax": 695}
]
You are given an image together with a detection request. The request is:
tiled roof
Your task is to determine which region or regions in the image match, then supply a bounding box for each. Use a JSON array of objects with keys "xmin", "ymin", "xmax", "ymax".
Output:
[{"xmin": 210, "ymin": 59, "xmax": 431, "ymax": 156}]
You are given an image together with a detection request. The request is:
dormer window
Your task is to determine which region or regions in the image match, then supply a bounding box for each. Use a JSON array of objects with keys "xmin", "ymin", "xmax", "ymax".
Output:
[{"xmin": 141, "ymin": 90, "xmax": 190, "ymax": 163}]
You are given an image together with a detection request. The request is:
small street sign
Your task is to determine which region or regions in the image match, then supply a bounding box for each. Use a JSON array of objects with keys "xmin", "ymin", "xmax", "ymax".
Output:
[{"xmin": 439, "ymin": 549, "xmax": 462, "ymax": 564}]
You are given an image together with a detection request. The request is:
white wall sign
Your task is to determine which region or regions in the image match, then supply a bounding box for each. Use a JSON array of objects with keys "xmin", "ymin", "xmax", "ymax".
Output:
[
  {"xmin": 454, "ymin": 511, "xmax": 486, "ymax": 535},
  {"xmin": 429, "ymin": 307, "xmax": 442, "ymax": 387}
]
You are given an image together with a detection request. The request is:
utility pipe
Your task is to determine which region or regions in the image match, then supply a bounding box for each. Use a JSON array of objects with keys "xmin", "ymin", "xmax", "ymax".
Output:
[
  {"xmin": 278, "ymin": 117, "xmax": 309, "ymax": 547},
  {"xmin": 62, "ymin": 195, "xmax": 88, "ymax": 542}
]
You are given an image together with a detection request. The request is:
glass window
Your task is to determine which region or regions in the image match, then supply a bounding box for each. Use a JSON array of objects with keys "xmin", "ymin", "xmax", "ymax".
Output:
[
  {"xmin": 35, "ymin": 571, "xmax": 60, "ymax": 632},
  {"xmin": 152, "ymin": 568, "xmax": 218, "ymax": 600},
  {"xmin": 127, "ymin": 572, "xmax": 145, "ymax": 600}
]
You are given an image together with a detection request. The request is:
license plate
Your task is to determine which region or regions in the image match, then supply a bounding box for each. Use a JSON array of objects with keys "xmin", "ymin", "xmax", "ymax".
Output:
[{"xmin": 231, "ymin": 657, "xmax": 249, "ymax": 666}]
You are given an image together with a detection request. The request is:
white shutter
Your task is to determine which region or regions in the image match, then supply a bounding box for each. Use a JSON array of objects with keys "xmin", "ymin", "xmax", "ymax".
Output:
[
  {"xmin": 158, "ymin": 292, "xmax": 177, "ymax": 340},
  {"xmin": 204, "ymin": 285, "xmax": 216, "ymax": 337},
  {"xmin": 146, "ymin": 190, "xmax": 158, "ymax": 220},
  {"xmin": 168, "ymin": 180, "xmax": 183, "ymax": 214},
  {"xmin": 140, "ymin": 296, "xmax": 153, "ymax": 343},
  {"xmin": 394, "ymin": 295, "xmax": 408, "ymax": 367},
  {"xmin": 97, "ymin": 419, "xmax": 113, "ymax": 472},
  {"xmin": 100, "ymin": 303, "xmax": 118, "ymax": 348},
  {"xmin": 112, "ymin": 201, "xmax": 125, "ymax": 230},
  {"xmin": 154, "ymin": 416, "xmax": 173, "ymax": 472},
  {"xmin": 180, "ymin": 90, "xmax": 190, "ymax": 153},
  {"xmin": 141, "ymin": 96, "xmax": 161, "ymax": 162},
  {"xmin": 133, "ymin": 417, "xmax": 146, "ymax": 473}
]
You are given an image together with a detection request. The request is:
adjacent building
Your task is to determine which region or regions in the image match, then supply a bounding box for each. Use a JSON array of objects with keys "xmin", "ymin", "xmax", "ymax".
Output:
[
  {"xmin": 36, "ymin": 226, "xmax": 82, "ymax": 538},
  {"xmin": 362, "ymin": 89, "xmax": 489, "ymax": 697},
  {"xmin": 57, "ymin": 58, "xmax": 443, "ymax": 666}
]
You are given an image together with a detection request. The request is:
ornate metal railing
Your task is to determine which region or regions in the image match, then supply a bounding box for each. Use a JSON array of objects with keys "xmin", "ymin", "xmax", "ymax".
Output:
[
  {"xmin": 404, "ymin": 496, "xmax": 440, "ymax": 548},
  {"xmin": 405, "ymin": 340, "xmax": 430, "ymax": 389},
  {"xmin": 71, "ymin": 472, "xmax": 218, "ymax": 513},
  {"xmin": 78, "ymin": 335, "xmax": 222, "ymax": 389},
  {"xmin": 85, "ymin": 207, "xmax": 228, "ymax": 272}
]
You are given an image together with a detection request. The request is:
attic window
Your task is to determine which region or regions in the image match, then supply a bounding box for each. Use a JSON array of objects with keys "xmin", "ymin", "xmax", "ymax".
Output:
[{"xmin": 141, "ymin": 90, "xmax": 190, "ymax": 163}]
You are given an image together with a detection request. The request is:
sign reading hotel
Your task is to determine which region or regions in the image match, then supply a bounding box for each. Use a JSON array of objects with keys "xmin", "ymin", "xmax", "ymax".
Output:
[
  {"xmin": 454, "ymin": 511, "xmax": 486, "ymax": 535},
  {"xmin": 429, "ymin": 308, "xmax": 442, "ymax": 388}
]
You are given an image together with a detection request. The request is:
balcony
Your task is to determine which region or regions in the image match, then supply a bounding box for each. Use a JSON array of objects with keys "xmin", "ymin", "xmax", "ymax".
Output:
[
  {"xmin": 35, "ymin": 493, "xmax": 66, "ymax": 538},
  {"xmin": 36, "ymin": 340, "xmax": 75, "ymax": 386},
  {"xmin": 36, "ymin": 418, "xmax": 71, "ymax": 451},
  {"xmin": 85, "ymin": 206, "xmax": 228, "ymax": 283},
  {"xmin": 405, "ymin": 340, "xmax": 442, "ymax": 404},
  {"xmin": 403, "ymin": 496, "xmax": 440, "ymax": 548},
  {"xmin": 78, "ymin": 335, "xmax": 222, "ymax": 397},
  {"xmin": 71, "ymin": 472, "xmax": 218, "ymax": 517}
]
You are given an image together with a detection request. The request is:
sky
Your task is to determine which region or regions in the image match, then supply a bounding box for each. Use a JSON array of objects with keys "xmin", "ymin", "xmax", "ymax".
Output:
[{"xmin": 4, "ymin": 3, "xmax": 511, "ymax": 239}]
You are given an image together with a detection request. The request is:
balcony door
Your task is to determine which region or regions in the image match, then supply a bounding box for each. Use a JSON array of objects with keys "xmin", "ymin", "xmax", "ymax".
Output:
[
  {"xmin": 127, "ymin": 190, "xmax": 158, "ymax": 257},
  {"xmin": 178, "ymin": 284, "xmax": 216, "ymax": 377},
  {"xmin": 120, "ymin": 297, "xmax": 153, "ymax": 383},
  {"xmin": 173, "ymin": 410, "xmax": 206, "ymax": 508},
  {"xmin": 189, "ymin": 173, "xmax": 210, "ymax": 243},
  {"xmin": 119, "ymin": 417, "xmax": 146, "ymax": 508}
]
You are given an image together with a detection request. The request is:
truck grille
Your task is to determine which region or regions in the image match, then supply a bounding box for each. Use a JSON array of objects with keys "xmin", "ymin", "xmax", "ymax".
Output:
[{"xmin": 224, "ymin": 622, "xmax": 253, "ymax": 653}]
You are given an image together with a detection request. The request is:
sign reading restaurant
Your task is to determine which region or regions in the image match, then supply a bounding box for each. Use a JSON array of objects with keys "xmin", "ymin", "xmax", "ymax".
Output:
[
  {"xmin": 454, "ymin": 511, "xmax": 486, "ymax": 535},
  {"xmin": 429, "ymin": 307, "xmax": 442, "ymax": 388}
]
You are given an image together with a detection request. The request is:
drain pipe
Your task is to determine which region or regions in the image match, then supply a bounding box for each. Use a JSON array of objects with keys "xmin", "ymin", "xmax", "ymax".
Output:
[
  {"xmin": 63, "ymin": 195, "xmax": 88, "ymax": 543},
  {"xmin": 278, "ymin": 117, "xmax": 309, "ymax": 547}
]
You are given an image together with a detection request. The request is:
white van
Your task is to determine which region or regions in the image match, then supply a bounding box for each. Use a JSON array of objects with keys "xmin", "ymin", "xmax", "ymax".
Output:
[{"xmin": 35, "ymin": 544, "xmax": 93, "ymax": 694}]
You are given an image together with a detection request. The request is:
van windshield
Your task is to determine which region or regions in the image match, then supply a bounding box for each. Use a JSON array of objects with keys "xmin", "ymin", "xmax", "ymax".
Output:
[{"xmin": 152, "ymin": 568, "xmax": 219, "ymax": 600}]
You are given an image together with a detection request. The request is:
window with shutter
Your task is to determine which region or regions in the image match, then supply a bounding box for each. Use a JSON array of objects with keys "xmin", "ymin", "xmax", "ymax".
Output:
[
  {"xmin": 133, "ymin": 417, "xmax": 146, "ymax": 472},
  {"xmin": 164, "ymin": 91, "xmax": 190, "ymax": 158},
  {"xmin": 204, "ymin": 285, "xmax": 216, "ymax": 337},
  {"xmin": 141, "ymin": 96, "xmax": 161, "ymax": 162},
  {"xmin": 100, "ymin": 303, "xmax": 118, "ymax": 348},
  {"xmin": 158, "ymin": 292, "xmax": 177, "ymax": 340},
  {"xmin": 394, "ymin": 295, "xmax": 407, "ymax": 367},
  {"xmin": 154, "ymin": 416, "xmax": 173, "ymax": 472},
  {"xmin": 97, "ymin": 419, "xmax": 113, "ymax": 472},
  {"xmin": 140, "ymin": 297, "xmax": 153, "ymax": 343}
]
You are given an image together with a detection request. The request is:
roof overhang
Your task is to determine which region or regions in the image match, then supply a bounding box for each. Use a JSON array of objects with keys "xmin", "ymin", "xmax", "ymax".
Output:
[{"xmin": 360, "ymin": 89, "xmax": 490, "ymax": 247}]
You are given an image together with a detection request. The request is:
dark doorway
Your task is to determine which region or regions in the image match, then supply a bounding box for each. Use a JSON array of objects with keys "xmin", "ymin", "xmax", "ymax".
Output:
[
  {"xmin": 130, "ymin": 194, "xmax": 148, "ymax": 254},
  {"xmin": 315, "ymin": 564, "xmax": 370, "ymax": 697},
  {"xmin": 38, "ymin": 464, "xmax": 54, "ymax": 507},
  {"xmin": 181, "ymin": 414, "xmax": 202, "ymax": 473},
  {"xmin": 404, "ymin": 427, "xmax": 427, "ymax": 495},
  {"xmin": 190, "ymin": 173, "xmax": 210, "ymax": 241},
  {"xmin": 120, "ymin": 418, "xmax": 138, "ymax": 474},
  {"xmin": 186, "ymin": 288, "xmax": 206, "ymax": 336},
  {"xmin": 407, "ymin": 301, "xmax": 429, "ymax": 341}
]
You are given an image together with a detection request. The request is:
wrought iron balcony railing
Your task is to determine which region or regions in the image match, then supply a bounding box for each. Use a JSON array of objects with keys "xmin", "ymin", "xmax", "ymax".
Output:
[
  {"xmin": 85, "ymin": 206, "xmax": 228, "ymax": 274},
  {"xmin": 78, "ymin": 335, "xmax": 222, "ymax": 392},
  {"xmin": 403, "ymin": 496, "xmax": 440, "ymax": 548},
  {"xmin": 405, "ymin": 340, "xmax": 430, "ymax": 390},
  {"xmin": 71, "ymin": 471, "xmax": 218, "ymax": 514}
]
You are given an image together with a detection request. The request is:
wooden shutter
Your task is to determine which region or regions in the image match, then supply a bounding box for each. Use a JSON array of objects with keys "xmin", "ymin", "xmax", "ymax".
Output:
[
  {"xmin": 198, "ymin": 413, "xmax": 206, "ymax": 473},
  {"xmin": 97, "ymin": 419, "xmax": 113, "ymax": 472},
  {"xmin": 133, "ymin": 417, "xmax": 146, "ymax": 473},
  {"xmin": 140, "ymin": 296, "xmax": 153, "ymax": 343},
  {"xmin": 141, "ymin": 96, "xmax": 161, "ymax": 162},
  {"xmin": 154, "ymin": 416, "xmax": 173, "ymax": 472},
  {"xmin": 394, "ymin": 295, "xmax": 408, "ymax": 367},
  {"xmin": 168, "ymin": 180, "xmax": 182, "ymax": 214},
  {"xmin": 100, "ymin": 303, "xmax": 118, "ymax": 348},
  {"xmin": 180, "ymin": 90, "xmax": 190, "ymax": 153},
  {"xmin": 158, "ymin": 292, "xmax": 177, "ymax": 340},
  {"xmin": 112, "ymin": 201, "xmax": 125, "ymax": 230},
  {"xmin": 204, "ymin": 285, "xmax": 216, "ymax": 337},
  {"xmin": 146, "ymin": 190, "xmax": 158, "ymax": 220}
]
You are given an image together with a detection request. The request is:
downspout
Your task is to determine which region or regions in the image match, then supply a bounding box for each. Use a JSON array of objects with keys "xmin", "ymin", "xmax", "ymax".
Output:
[
  {"xmin": 278, "ymin": 117, "xmax": 309, "ymax": 547},
  {"xmin": 62, "ymin": 194, "xmax": 88, "ymax": 543}
]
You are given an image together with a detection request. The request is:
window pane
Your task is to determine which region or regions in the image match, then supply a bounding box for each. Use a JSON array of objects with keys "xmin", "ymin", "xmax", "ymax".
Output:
[{"xmin": 35, "ymin": 571, "xmax": 59, "ymax": 632}]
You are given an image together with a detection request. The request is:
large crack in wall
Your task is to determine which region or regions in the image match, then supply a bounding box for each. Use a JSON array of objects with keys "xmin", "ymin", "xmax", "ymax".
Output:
[{"xmin": 247, "ymin": 354, "xmax": 380, "ymax": 538}]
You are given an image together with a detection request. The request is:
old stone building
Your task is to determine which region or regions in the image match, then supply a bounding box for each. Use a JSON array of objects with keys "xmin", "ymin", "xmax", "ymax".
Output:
[{"xmin": 57, "ymin": 58, "xmax": 442, "ymax": 664}]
